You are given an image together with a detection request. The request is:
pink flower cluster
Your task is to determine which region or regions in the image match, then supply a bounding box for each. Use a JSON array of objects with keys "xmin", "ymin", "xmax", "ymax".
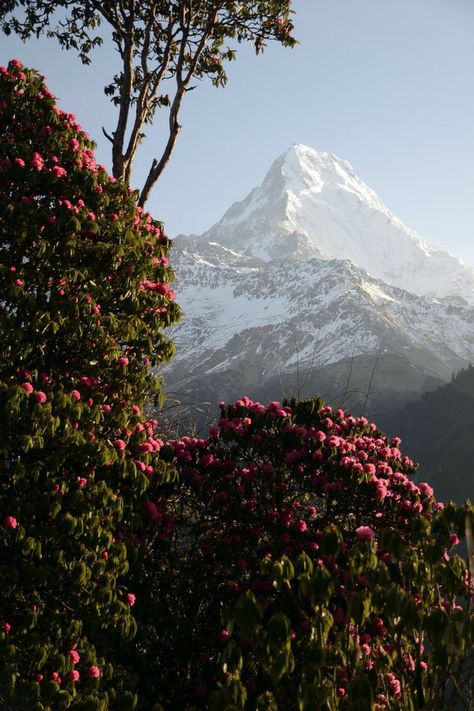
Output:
[
  {"xmin": 150, "ymin": 396, "xmax": 450, "ymax": 704},
  {"xmin": 3, "ymin": 516, "xmax": 18, "ymax": 529}
]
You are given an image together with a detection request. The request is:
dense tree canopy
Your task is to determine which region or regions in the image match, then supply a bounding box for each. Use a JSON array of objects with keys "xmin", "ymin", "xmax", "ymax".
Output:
[
  {"xmin": 0, "ymin": 59, "xmax": 179, "ymax": 709},
  {"xmin": 0, "ymin": 0, "xmax": 297, "ymax": 203}
]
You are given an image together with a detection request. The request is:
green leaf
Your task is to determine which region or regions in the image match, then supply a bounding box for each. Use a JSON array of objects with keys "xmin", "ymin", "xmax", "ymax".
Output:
[
  {"xmin": 234, "ymin": 591, "xmax": 262, "ymax": 639},
  {"xmin": 321, "ymin": 524, "xmax": 343, "ymax": 557},
  {"xmin": 266, "ymin": 612, "xmax": 292, "ymax": 649},
  {"xmin": 311, "ymin": 565, "xmax": 334, "ymax": 603}
]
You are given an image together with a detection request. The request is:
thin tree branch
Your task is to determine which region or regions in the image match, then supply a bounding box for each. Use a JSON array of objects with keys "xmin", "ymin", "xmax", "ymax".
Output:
[
  {"xmin": 122, "ymin": 13, "xmax": 176, "ymax": 184},
  {"xmin": 102, "ymin": 125, "xmax": 114, "ymax": 143},
  {"xmin": 138, "ymin": 9, "xmax": 218, "ymax": 205},
  {"xmin": 98, "ymin": 1, "xmax": 136, "ymax": 180}
]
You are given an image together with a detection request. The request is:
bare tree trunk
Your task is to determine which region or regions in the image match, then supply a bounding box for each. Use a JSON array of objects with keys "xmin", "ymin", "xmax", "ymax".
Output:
[
  {"xmin": 138, "ymin": 92, "xmax": 184, "ymax": 206},
  {"xmin": 112, "ymin": 21, "xmax": 135, "ymax": 181}
]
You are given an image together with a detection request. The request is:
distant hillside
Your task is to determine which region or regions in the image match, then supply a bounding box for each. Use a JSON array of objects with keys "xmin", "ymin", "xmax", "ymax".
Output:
[{"xmin": 383, "ymin": 365, "xmax": 474, "ymax": 504}]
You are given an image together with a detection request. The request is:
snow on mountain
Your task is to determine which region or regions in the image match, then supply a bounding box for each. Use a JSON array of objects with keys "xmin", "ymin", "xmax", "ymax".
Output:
[
  {"xmin": 165, "ymin": 145, "xmax": 474, "ymax": 420},
  {"xmin": 170, "ymin": 248, "xmax": 474, "ymax": 379},
  {"xmin": 180, "ymin": 144, "xmax": 474, "ymax": 303}
]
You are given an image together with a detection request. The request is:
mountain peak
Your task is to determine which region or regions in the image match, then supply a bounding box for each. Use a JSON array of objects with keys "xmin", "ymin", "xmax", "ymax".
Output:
[
  {"xmin": 269, "ymin": 144, "xmax": 384, "ymax": 211},
  {"xmin": 281, "ymin": 143, "xmax": 354, "ymax": 177},
  {"xmin": 191, "ymin": 144, "xmax": 474, "ymax": 303}
]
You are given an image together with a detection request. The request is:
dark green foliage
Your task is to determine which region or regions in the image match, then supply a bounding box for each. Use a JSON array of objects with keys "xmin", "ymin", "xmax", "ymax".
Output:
[{"xmin": 0, "ymin": 60, "xmax": 180, "ymax": 709}]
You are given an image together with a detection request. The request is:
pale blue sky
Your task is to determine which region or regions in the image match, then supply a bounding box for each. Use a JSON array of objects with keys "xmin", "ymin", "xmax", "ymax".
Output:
[{"xmin": 1, "ymin": 0, "xmax": 474, "ymax": 265}]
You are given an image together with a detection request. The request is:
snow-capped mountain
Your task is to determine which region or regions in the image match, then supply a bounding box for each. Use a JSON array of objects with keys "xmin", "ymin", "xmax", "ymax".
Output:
[
  {"xmin": 164, "ymin": 145, "xmax": 474, "ymax": 424},
  {"xmin": 182, "ymin": 144, "xmax": 474, "ymax": 303}
]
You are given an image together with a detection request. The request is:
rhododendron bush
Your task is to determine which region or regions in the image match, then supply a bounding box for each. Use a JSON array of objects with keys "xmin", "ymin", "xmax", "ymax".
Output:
[
  {"xmin": 0, "ymin": 60, "xmax": 180, "ymax": 709},
  {"xmin": 133, "ymin": 397, "xmax": 474, "ymax": 710}
]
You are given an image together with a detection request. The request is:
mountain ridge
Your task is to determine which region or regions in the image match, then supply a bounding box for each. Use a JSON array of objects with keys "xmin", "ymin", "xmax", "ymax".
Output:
[{"xmin": 177, "ymin": 144, "xmax": 474, "ymax": 303}]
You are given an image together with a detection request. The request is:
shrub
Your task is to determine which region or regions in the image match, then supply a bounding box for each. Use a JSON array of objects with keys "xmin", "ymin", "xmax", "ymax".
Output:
[
  {"xmin": 137, "ymin": 397, "xmax": 474, "ymax": 710},
  {"xmin": 0, "ymin": 59, "xmax": 180, "ymax": 710}
]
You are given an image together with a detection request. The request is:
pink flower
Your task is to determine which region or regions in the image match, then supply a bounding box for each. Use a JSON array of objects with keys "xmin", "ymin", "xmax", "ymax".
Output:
[
  {"xmin": 34, "ymin": 391, "xmax": 47, "ymax": 404},
  {"xmin": 14, "ymin": 157, "xmax": 25, "ymax": 168},
  {"xmin": 4, "ymin": 516, "xmax": 18, "ymax": 529},
  {"xmin": 114, "ymin": 439, "xmax": 126, "ymax": 451},
  {"xmin": 80, "ymin": 375, "xmax": 96, "ymax": 387},
  {"xmin": 51, "ymin": 671, "xmax": 61, "ymax": 684},
  {"xmin": 356, "ymin": 526, "xmax": 375, "ymax": 541},
  {"xmin": 69, "ymin": 649, "xmax": 80, "ymax": 664},
  {"xmin": 14, "ymin": 278, "xmax": 24, "ymax": 288},
  {"xmin": 35, "ymin": 674, "xmax": 43, "ymax": 682},
  {"xmin": 69, "ymin": 670, "xmax": 80, "ymax": 682},
  {"xmin": 87, "ymin": 665, "xmax": 100, "ymax": 679},
  {"xmin": 296, "ymin": 520, "xmax": 307, "ymax": 533},
  {"xmin": 51, "ymin": 165, "xmax": 67, "ymax": 178},
  {"xmin": 71, "ymin": 389, "xmax": 81, "ymax": 401},
  {"xmin": 450, "ymin": 533, "xmax": 460, "ymax": 546},
  {"xmin": 118, "ymin": 356, "xmax": 129, "ymax": 366},
  {"xmin": 144, "ymin": 501, "xmax": 160, "ymax": 521},
  {"xmin": 4, "ymin": 622, "xmax": 11, "ymax": 633},
  {"xmin": 31, "ymin": 152, "xmax": 44, "ymax": 171},
  {"xmin": 76, "ymin": 477, "xmax": 87, "ymax": 487},
  {"xmin": 418, "ymin": 482, "xmax": 434, "ymax": 497},
  {"xmin": 218, "ymin": 629, "xmax": 231, "ymax": 643},
  {"xmin": 385, "ymin": 672, "xmax": 402, "ymax": 699},
  {"xmin": 127, "ymin": 593, "xmax": 136, "ymax": 606},
  {"xmin": 22, "ymin": 382, "xmax": 34, "ymax": 394},
  {"xmin": 374, "ymin": 479, "xmax": 388, "ymax": 500}
]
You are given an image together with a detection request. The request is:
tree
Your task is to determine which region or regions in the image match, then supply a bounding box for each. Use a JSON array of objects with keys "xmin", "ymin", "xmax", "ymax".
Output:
[
  {"xmin": 135, "ymin": 396, "xmax": 474, "ymax": 710},
  {"xmin": 0, "ymin": 1, "xmax": 297, "ymax": 205},
  {"xmin": 0, "ymin": 59, "xmax": 180, "ymax": 709}
]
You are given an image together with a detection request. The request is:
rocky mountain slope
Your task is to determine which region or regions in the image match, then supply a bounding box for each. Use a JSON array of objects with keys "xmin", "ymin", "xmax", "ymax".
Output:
[{"xmin": 164, "ymin": 145, "xmax": 474, "ymax": 429}]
